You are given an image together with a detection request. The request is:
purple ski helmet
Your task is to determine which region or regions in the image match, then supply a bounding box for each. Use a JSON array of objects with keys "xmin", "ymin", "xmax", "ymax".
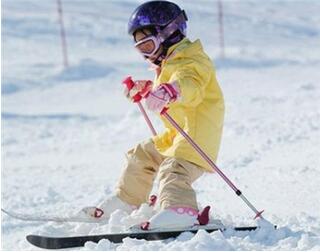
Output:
[{"xmin": 128, "ymin": 1, "xmax": 188, "ymax": 42}]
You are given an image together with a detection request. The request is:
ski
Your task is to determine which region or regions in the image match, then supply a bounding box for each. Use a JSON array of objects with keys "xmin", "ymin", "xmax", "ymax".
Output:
[
  {"xmin": 1, "ymin": 208, "xmax": 98, "ymax": 223},
  {"xmin": 26, "ymin": 225, "xmax": 259, "ymax": 249}
]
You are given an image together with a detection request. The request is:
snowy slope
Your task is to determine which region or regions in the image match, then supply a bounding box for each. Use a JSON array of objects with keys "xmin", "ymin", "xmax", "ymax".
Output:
[{"xmin": 2, "ymin": 0, "xmax": 320, "ymax": 250}]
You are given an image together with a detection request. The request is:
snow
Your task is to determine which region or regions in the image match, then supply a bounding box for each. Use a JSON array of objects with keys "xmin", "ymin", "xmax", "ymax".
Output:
[{"xmin": 2, "ymin": 0, "xmax": 320, "ymax": 250}]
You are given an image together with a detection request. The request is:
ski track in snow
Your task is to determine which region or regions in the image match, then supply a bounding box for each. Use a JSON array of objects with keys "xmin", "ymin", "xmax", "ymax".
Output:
[{"xmin": 2, "ymin": 0, "xmax": 320, "ymax": 250}]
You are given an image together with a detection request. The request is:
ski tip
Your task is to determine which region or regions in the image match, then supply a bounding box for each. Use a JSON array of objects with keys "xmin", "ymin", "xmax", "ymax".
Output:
[
  {"xmin": 26, "ymin": 235, "xmax": 40, "ymax": 248},
  {"xmin": 27, "ymin": 235, "xmax": 53, "ymax": 249},
  {"xmin": 1, "ymin": 208, "xmax": 10, "ymax": 215}
]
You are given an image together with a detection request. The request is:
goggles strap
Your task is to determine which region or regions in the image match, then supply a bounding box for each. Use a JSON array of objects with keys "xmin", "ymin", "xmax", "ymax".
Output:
[{"xmin": 158, "ymin": 11, "xmax": 187, "ymax": 42}]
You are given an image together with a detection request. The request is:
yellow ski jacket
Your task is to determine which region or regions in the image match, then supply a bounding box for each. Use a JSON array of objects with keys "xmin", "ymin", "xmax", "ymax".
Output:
[{"xmin": 152, "ymin": 38, "xmax": 225, "ymax": 172}]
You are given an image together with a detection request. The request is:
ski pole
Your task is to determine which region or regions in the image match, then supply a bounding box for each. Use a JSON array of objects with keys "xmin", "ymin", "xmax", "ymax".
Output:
[
  {"xmin": 122, "ymin": 77, "xmax": 157, "ymax": 136},
  {"xmin": 160, "ymin": 107, "xmax": 265, "ymax": 220},
  {"xmin": 122, "ymin": 77, "xmax": 264, "ymax": 219}
]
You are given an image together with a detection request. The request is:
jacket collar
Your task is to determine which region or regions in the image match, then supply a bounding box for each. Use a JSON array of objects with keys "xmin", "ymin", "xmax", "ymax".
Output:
[{"xmin": 161, "ymin": 38, "xmax": 202, "ymax": 66}]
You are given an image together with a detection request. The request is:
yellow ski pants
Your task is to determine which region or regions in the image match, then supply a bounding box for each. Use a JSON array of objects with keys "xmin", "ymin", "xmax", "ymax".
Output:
[{"xmin": 116, "ymin": 139, "xmax": 204, "ymax": 210}]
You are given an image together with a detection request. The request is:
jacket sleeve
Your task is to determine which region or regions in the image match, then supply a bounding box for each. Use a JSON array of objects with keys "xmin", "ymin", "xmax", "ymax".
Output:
[{"xmin": 169, "ymin": 66, "xmax": 208, "ymax": 108}]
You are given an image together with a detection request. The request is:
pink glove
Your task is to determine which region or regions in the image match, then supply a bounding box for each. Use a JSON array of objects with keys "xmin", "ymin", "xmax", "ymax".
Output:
[
  {"xmin": 145, "ymin": 82, "xmax": 180, "ymax": 112},
  {"xmin": 124, "ymin": 80, "xmax": 152, "ymax": 102}
]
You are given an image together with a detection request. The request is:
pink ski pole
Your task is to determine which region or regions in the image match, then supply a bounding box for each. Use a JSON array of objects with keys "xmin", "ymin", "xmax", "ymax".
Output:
[
  {"xmin": 160, "ymin": 108, "xmax": 264, "ymax": 220},
  {"xmin": 122, "ymin": 77, "xmax": 157, "ymax": 136}
]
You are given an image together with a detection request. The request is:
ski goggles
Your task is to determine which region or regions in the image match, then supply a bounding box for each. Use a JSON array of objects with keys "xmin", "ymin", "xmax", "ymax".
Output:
[{"xmin": 134, "ymin": 35, "xmax": 161, "ymax": 58}]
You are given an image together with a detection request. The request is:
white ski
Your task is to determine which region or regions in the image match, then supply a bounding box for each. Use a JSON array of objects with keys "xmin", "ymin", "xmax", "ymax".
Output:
[{"xmin": 1, "ymin": 208, "xmax": 102, "ymax": 223}]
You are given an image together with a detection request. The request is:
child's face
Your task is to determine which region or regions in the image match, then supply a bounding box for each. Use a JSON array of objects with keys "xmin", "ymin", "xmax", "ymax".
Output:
[{"xmin": 133, "ymin": 29, "xmax": 163, "ymax": 63}]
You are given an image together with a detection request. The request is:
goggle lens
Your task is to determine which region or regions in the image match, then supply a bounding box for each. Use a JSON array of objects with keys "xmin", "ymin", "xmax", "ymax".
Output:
[
  {"xmin": 136, "ymin": 39, "xmax": 156, "ymax": 54},
  {"xmin": 134, "ymin": 36, "xmax": 160, "ymax": 57}
]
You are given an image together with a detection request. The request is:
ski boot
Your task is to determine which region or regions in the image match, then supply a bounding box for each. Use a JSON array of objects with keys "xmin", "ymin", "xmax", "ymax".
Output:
[
  {"xmin": 81, "ymin": 195, "xmax": 136, "ymax": 220},
  {"xmin": 139, "ymin": 206, "xmax": 210, "ymax": 231}
]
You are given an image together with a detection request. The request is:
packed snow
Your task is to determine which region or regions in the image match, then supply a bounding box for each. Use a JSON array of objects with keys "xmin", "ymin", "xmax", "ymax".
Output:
[{"xmin": 2, "ymin": 0, "xmax": 320, "ymax": 250}]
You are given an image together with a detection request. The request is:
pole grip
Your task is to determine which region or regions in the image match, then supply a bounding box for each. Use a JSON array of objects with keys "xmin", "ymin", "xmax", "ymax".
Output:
[
  {"xmin": 122, "ymin": 76, "xmax": 157, "ymax": 136},
  {"xmin": 122, "ymin": 76, "xmax": 142, "ymax": 102},
  {"xmin": 122, "ymin": 76, "xmax": 135, "ymax": 90}
]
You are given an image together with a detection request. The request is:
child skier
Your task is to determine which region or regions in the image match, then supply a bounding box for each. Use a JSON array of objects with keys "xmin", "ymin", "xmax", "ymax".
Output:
[{"xmin": 83, "ymin": 0, "xmax": 225, "ymax": 230}]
